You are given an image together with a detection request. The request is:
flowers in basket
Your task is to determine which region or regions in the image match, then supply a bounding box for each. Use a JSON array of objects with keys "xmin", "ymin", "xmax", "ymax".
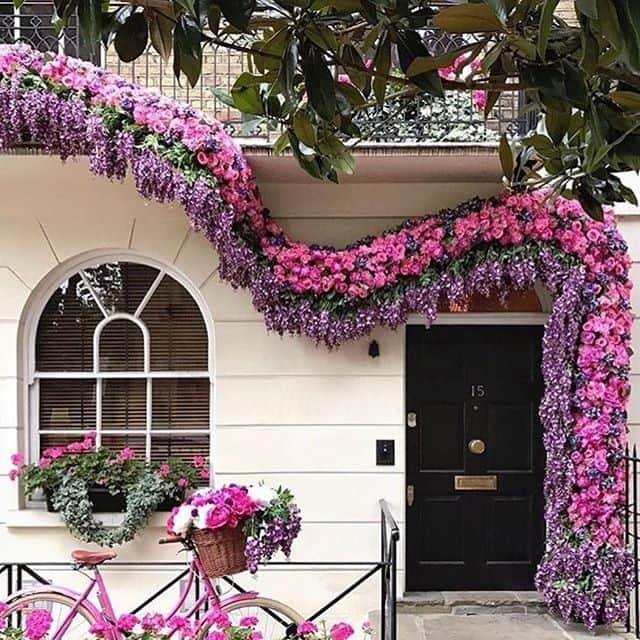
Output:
[{"xmin": 167, "ymin": 484, "xmax": 301, "ymax": 573}]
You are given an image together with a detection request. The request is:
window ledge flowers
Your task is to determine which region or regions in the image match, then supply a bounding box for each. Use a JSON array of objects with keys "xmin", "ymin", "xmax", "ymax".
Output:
[
  {"xmin": 9, "ymin": 435, "xmax": 208, "ymax": 547},
  {"xmin": 0, "ymin": 44, "xmax": 635, "ymax": 628},
  {"xmin": 167, "ymin": 484, "xmax": 301, "ymax": 574}
]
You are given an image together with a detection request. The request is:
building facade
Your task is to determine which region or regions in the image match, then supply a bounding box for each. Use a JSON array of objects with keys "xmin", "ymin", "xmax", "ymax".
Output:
[{"xmin": 1, "ymin": 0, "xmax": 640, "ymax": 627}]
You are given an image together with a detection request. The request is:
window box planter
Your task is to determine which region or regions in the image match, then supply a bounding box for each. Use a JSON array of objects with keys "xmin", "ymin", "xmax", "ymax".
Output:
[{"xmin": 45, "ymin": 488, "xmax": 184, "ymax": 513}]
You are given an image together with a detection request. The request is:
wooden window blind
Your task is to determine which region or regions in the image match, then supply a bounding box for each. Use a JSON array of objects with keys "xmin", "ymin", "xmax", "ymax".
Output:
[{"xmin": 34, "ymin": 262, "xmax": 211, "ymax": 465}]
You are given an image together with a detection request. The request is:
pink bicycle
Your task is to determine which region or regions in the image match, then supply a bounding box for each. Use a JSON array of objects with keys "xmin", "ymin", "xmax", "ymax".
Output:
[{"xmin": 3, "ymin": 536, "xmax": 303, "ymax": 640}]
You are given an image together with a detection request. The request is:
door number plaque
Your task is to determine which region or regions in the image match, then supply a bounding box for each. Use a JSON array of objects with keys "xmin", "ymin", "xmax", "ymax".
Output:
[{"xmin": 454, "ymin": 475, "xmax": 497, "ymax": 491}]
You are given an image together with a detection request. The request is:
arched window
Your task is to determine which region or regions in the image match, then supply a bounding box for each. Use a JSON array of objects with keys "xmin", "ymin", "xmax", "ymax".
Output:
[{"xmin": 31, "ymin": 260, "xmax": 211, "ymax": 465}]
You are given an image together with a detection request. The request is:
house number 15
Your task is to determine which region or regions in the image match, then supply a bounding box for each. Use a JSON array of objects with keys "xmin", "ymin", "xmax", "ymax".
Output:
[{"xmin": 471, "ymin": 384, "xmax": 485, "ymax": 397}]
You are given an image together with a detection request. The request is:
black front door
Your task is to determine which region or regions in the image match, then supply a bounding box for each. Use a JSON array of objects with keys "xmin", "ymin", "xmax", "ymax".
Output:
[{"xmin": 406, "ymin": 325, "xmax": 545, "ymax": 591}]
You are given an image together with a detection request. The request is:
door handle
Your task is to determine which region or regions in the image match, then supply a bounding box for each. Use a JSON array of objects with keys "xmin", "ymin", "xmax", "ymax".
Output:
[{"xmin": 407, "ymin": 484, "xmax": 415, "ymax": 507}]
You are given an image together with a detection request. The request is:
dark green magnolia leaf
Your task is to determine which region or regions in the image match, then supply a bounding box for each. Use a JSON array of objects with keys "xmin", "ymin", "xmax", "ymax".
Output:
[
  {"xmin": 545, "ymin": 105, "xmax": 571, "ymax": 143},
  {"xmin": 215, "ymin": 0, "xmax": 256, "ymax": 32},
  {"xmin": 210, "ymin": 87, "xmax": 235, "ymax": 107},
  {"xmin": 302, "ymin": 46, "xmax": 336, "ymax": 121},
  {"xmin": 53, "ymin": 0, "xmax": 78, "ymax": 29},
  {"xmin": 561, "ymin": 60, "xmax": 589, "ymax": 108},
  {"xmin": 576, "ymin": 182, "xmax": 604, "ymax": 221},
  {"xmin": 114, "ymin": 11, "xmax": 148, "ymax": 63},
  {"xmin": 575, "ymin": 0, "xmax": 597, "ymax": 18},
  {"xmin": 272, "ymin": 130, "xmax": 290, "ymax": 155},
  {"xmin": 231, "ymin": 83, "xmax": 264, "ymax": 115},
  {"xmin": 538, "ymin": 0, "xmax": 559, "ymax": 59},
  {"xmin": 396, "ymin": 31, "xmax": 444, "ymax": 97},
  {"xmin": 373, "ymin": 31, "xmax": 390, "ymax": 105},
  {"xmin": 433, "ymin": 3, "xmax": 506, "ymax": 33},
  {"xmin": 293, "ymin": 111, "xmax": 317, "ymax": 147},
  {"xmin": 208, "ymin": 4, "xmax": 221, "ymax": 34},
  {"xmin": 13, "ymin": 0, "xmax": 25, "ymax": 8},
  {"xmin": 483, "ymin": 0, "xmax": 507, "ymax": 23},
  {"xmin": 304, "ymin": 21, "xmax": 338, "ymax": 52},
  {"xmin": 615, "ymin": 0, "xmax": 640, "ymax": 72},
  {"xmin": 77, "ymin": 0, "xmax": 102, "ymax": 54},
  {"xmin": 484, "ymin": 90, "xmax": 501, "ymax": 116},
  {"xmin": 610, "ymin": 90, "xmax": 640, "ymax": 112},
  {"xmin": 597, "ymin": 0, "xmax": 622, "ymax": 51},
  {"xmin": 499, "ymin": 134, "xmax": 514, "ymax": 181},
  {"xmin": 149, "ymin": 11, "xmax": 174, "ymax": 62},
  {"xmin": 174, "ymin": 15, "xmax": 202, "ymax": 87},
  {"xmin": 579, "ymin": 23, "xmax": 599, "ymax": 75},
  {"xmin": 407, "ymin": 44, "xmax": 476, "ymax": 76},
  {"xmin": 523, "ymin": 133, "xmax": 556, "ymax": 156}
]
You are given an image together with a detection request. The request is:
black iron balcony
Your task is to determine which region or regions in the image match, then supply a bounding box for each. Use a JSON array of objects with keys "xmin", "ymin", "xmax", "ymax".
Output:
[{"xmin": 0, "ymin": 1, "xmax": 535, "ymax": 144}]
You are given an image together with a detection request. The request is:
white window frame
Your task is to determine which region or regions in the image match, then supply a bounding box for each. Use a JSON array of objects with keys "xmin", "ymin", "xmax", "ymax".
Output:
[{"xmin": 21, "ymin": 252, "xmax": 216, "ymax": 500}]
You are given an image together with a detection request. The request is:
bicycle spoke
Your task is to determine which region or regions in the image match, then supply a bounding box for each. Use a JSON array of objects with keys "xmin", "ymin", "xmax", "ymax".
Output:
[{"xmin": 224, "ymin": 604, "xmax": 298, "ymax": 640}]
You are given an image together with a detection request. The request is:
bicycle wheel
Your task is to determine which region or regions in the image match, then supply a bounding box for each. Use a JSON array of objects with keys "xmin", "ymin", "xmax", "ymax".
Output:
[
  {"xmin": 4, "ymin": 592, "xmax": 97, "ymax": 640},
  {"xmin": 206, "ymin": 596, "xmax": 304, "ymax": 639}
]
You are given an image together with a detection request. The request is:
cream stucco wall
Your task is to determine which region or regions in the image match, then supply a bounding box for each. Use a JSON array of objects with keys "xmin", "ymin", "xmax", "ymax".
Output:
[{"xmin": 0, "ymin": 153, "xmax": 638, "ymax": 623}]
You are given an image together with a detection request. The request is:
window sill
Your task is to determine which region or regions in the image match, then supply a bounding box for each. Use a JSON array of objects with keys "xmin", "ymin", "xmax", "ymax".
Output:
[{"xmin": 4, "ymin": 510, "xmax": 170, "ymax": 529}]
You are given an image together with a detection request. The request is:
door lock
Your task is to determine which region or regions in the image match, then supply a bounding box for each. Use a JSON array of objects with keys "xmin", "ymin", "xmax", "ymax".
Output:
[
  {"xmin": 407, "ymin": 484, "xmax": 415, "ymax": 507},
  {"xmin": 468, "ymin": 439, "xmax": 486, "ymax": 455},
  {"xmin": 407, "ymin": 412, "xmax": 417, "ymax": 428}
]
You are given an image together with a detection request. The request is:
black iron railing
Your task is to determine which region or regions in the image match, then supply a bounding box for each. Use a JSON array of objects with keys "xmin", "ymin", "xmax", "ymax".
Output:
[
  {"xmin": 0, "ymin": 500, "xmax": 400, "ymax": 638},
  {"xmin": 0, "ymin": 1, "xmax": 534, "ymax": 143}
]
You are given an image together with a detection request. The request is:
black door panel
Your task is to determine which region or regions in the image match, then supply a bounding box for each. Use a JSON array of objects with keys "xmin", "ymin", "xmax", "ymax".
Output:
[{"xmin": 406, "ymin": 325, "xmax": 545, "ymax": 591}]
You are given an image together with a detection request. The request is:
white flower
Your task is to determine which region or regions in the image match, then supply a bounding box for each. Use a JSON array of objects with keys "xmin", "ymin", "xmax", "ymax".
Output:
[
  {"xmin": 194, "ymin": 504, "xmax": 215, "ymax": 529},
  {"xmin": 248, "ymin": 485, "xmax": 277, "ymax": 508},
  {"xmin": 171, "ymin": 504, "xmax": 194, "ymax": 535}
]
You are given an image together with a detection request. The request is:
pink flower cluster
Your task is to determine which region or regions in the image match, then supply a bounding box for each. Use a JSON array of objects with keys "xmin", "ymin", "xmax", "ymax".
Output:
[
  {"xmin": 24, "ymin": 609, "xmax": 53, "ymax": 640},
  {"xmin": 167, "ymin": 484, "xmax": 258, "ymax": 535},
  {"xmin": 0, "ymin": 46, "xmax": 263, "ymax": 221},
  {"xmin": 437, "ymin": 52, "xmax": 487, "ymax": 110}
]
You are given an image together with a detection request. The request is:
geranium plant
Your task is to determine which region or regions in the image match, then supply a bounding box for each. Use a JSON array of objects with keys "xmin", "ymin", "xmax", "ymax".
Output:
[
  {"xmin": 9, "ymin": 435, "xmax": 208, "ymax": 547},
  {"xmin": 167, "ymin": 484, "xmax": 301, "ymax": 573},
  {"xmin": 0, "ymin": 603, "xmax": 52, "ymax": 640}
]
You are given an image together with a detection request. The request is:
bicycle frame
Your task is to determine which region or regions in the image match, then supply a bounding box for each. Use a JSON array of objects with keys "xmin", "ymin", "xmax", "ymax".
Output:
[{"xmin": 10, "ymin": 554, "xmax": 259, "ymax": 640}]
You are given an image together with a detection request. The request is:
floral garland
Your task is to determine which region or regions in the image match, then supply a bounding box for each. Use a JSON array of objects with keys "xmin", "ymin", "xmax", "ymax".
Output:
[{"xmin": 0, "ymin": 44, "xmax": 635, "ymax": 628}]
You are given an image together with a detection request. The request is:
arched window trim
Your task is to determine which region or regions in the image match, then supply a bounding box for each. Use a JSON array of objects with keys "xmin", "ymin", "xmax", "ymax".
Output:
[{"xmin": 20, "ymin": 251, "xmax": 216, "ymax": 497}]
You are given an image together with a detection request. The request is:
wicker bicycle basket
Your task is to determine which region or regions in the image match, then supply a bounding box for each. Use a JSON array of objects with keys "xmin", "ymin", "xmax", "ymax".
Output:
[{"xmin": 191, "ymin": 527, "xmax": 247, "ymax": 577}]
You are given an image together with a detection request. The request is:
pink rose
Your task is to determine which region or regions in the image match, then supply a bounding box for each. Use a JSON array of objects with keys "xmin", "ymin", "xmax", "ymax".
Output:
[
  {"xmin": 10, "ymin": 453, "xmax": 23, "ymax": 466},
  {"xmin": 330, "ymin": 622, "xmax": 354, "ymax": 640}
]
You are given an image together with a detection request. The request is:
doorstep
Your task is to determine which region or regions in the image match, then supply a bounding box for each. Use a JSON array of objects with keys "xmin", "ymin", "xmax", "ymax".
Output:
[{"xmin": 398, "ymin": 591, "xmax": 546, "ymax": 615}]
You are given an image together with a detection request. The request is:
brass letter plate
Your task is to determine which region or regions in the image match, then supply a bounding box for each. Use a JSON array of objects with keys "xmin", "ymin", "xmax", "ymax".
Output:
[{"xmin": 454, "ymin": 475, "xmax": 497, "ymax": 491}]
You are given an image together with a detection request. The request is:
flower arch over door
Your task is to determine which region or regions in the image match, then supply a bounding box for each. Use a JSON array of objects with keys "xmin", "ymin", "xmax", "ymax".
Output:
[
  {"xmin": 0, "ymin": 45, "xmax": 634, "ymax": 628},
  {"xmin": 30, "ymin": 259, "xmax": 213, "ymax": 473}
]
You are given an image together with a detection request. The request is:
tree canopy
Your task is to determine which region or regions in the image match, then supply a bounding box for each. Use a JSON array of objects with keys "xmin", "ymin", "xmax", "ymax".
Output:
[{"xmin": 22, "ymin": 0, "xmax": 640, "ymax": 218}]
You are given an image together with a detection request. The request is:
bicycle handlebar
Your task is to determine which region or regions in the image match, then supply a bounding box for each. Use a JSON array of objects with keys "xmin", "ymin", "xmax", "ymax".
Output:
[{"xmin": 158, "ymin": 535, "xmax": 184, "ymax": 545}]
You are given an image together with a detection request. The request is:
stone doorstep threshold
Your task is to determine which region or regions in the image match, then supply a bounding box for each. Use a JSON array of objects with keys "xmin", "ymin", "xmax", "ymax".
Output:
[{"xmin": 398, "ymin": 591, "xmax": 547, "ymax": 615}]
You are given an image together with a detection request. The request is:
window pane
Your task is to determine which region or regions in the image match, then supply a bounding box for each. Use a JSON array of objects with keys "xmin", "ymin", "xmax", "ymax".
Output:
[
  {"xmin": 102, "ymin": 379, "xmax": 146, "ymax": 430},
  {"xmin": 99, "ymin": 320, "xmax": 145, "ymax": 371},
  {"xmin": 83, "ymin": 262, "xmax": 159, "ymax": 315},
  {"xmin": 40, "ymin": 379, "xmax": 96, "ymax": 430},
  {"xmin": 149, "ymin": 434, "xmax": 209, "ymax": 465},
  {"xmin": 101, "ymin": 434, "xmax": 146, "ymax": 458},
  {"xmin": 152, "ymin": 379, "xmax": 209, "ymax": 429},
  {"xmin": 36, "ymin": 274, "xmax": 103, "ymax": 371},
  {"xmin": 141, "ymin": 277, "xmax": 208, "ymax": 370}
]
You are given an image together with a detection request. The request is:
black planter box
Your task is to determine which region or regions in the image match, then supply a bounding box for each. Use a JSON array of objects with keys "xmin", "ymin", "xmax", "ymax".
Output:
[
  {"xmin": 46, "ymin": 486, "xmax": 125, "ymax": 513},
  {"xmin": 45, "ymin": 488, "xmax": 184, "ymax": 513}
]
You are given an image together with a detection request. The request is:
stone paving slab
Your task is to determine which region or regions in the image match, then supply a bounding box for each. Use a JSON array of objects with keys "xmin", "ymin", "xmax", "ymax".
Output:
[{"xmin": 370, "ymin": 612, "xmax": 634, "ymax": 640}]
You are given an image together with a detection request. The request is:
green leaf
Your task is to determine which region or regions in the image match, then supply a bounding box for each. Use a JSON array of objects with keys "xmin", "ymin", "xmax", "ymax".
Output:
[
  {"xmin": 210, "ymin": 87, "xmax": 235, "ymax": 107},
  {"xmin": 575, "ymin": 0, "xmax": 597, "ymax": 18},
  {"xmin": 523, "ymin": 133, "xmax": 556, "ymax": 156},
  {"xmin": 272, "ymin": 130, "xmax": 290, "ymax": 155},
  {"xmin": 433, "ymin": 3, "xmax": 507, "ymax": 33},
  {"xmin": 77, "ymin": 0, "xmax": 102, "ymax": 54},
  {"xmin": 610, "ymin": 90, "xmax": 640, "ymax": 112},
  {"xmin": 293, "ymin": 110, "xmax": 317, "ymax": 147},
  {"xmin": 302, "ymin": 46, "xmax": 336, "ymax": 120},
  {"xmin": 149, "ymin": 10, "xmax": 173, "ymax": 62},
  {"xmin": 114, "ymin": 11, "xmax": 148, "ymax": 63},
  {"xmin": 216, "ymin": 0, "xmax": 256, "ymax": 32},
  {"xmin": 483, "ymin": 0, "xmax": 507, "ymax": 22},
  {"xmin": 407, "ymin": 43, "xmax": 476, "ymax": 76},
  {"xmin": 616, "ymin": 0, "xmax": 640, "ymax": 72},
  {"xmin": 396, "ymin": 31, "xmax": 444, "ymax": 97},
  {"xmin": 538, "ymin": 0, "xmax": 559, "ymax": 59},
  {"xmin": 231, "ymin": 73, "xmax": 264, "ymax": 114},
  {"xmin": 546, "ymin": 104, "xmax": 571, "ymax": 143},
  {"xmin": 174, "ymin": 15, "xmax": 202, "ymax": 87},
  {"xmin": 499, "ymin": 134, "xmax": 514, "ymax": 180},
  {"xmin": 208, "ymin": 4, "xmax": 221, "ymax": 34},
  {"xmin": 304, "ymin": 21, "xmax": 338, "ymax": 52}
]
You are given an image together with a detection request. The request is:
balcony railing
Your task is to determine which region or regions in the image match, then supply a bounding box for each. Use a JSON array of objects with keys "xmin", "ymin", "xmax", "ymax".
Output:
[{"xmin": 0, "ymin": 1, "xmax": 535, "ymax": 144}]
